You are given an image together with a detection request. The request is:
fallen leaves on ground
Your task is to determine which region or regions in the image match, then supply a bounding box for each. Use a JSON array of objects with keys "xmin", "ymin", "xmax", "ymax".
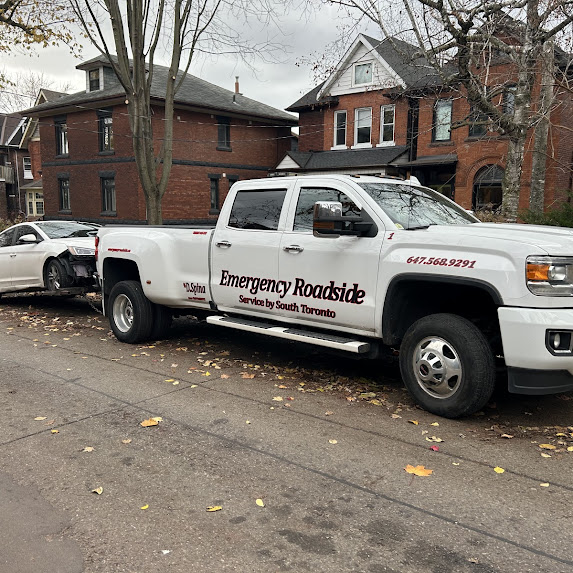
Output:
[
  {"xmin": 329, "ymin": 439, "xmax": 338, "ymax": 444},
  {"xmin": 140, "ymin": 417, "xmax": 162, "ymax": 427},
  {"xmin": 425, "ymin": 436, "xmax": 443, "ymax": 443},
  {"xmin": 242, "ymin": 373, "xmax": 255, "ymax": 379},
  {"xmin": 404, "ymin": 464, "xmax": 433, "ymax": 476},
  {"xmin": 272, "ymin": 396, "xmax": 283, "ymax": 402},
  {"xmin": 539, "ymin": 444, "xmax": 557, "ymax": 450},
  {"xmin": 408, "ymin": 420, "xmax": 419, "ymax": 425},
  {"xmin": 34, "ymin": 416, "xmax": 47, "ymax": 421},
  {"xmin": 82, "ymin": 446, "xmax": 94, "ymax": 452},
  {"xmin": 92, "ymin": 486, "xmax": 104, "ymax": 495},
  {"xmin": 256, "ymin": 499, "xmax": 265, "ymax": 507},
  {"xmin": 493, "ymin": 467, "xmax": 505, "ymax": 474},
  {"xmin": 122, "ymin": 439, "xmax": 132, "ymax": 444},
  {"xmin": 206, "ymin": 506, "xmax": 222, "ymax": 512},
  {"xmin": 140, "ymin": 504, "xmax": 149, "ymax": 510}
]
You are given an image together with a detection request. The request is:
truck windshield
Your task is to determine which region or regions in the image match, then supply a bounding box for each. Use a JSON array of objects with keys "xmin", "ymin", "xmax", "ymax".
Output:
[{"xmin": 357, "ymin": 182, "xmax": 478, "ymax": 229}]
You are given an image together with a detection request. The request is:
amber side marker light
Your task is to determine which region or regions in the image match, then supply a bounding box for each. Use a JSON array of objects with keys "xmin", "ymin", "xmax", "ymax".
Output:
[{"xmin": 527, "ymin": 263, "xmax": 550, "ymax": 281}]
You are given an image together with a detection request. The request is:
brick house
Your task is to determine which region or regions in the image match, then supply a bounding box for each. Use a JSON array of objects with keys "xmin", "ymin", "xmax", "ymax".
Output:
[
  {"xmin": 276, "ymin": 33, "xmax": 573, "ymax": 212},
  {"xmin": 22, "ymin": 56, "xmax": 297, "ymax": 224},
  {"xmin": 0, "ymin": 113, "xmax": 33, "ymax": 220},
  {"xmin": 16, "ymin": 89, "xmax": 68, "ymax": 220}
]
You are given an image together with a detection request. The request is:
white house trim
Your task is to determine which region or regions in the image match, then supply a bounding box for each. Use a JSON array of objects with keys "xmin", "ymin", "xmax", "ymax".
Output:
[{"xmin": 317, "ymin": 34, "xmax": 406, "ymax": 100}]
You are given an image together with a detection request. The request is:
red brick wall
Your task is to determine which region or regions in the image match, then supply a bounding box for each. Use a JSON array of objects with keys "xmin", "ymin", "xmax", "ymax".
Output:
[
  {"xmin": 39, "ymin": 104, "xmax": 293, "ymax": 223},
  {"xmin": 28, "ymin": 140, "xmax": 42, "ymax": 180},
  {"xmin": 322, "ymin": 92, "xmax": 409, "ymax": 149},
  {"xmin": 298, "ymin": 109, "xmax": 325, "ymax": 152},
  {"xmin": 297, "ymin": 73, "xmax": 573, "ymax": 212}
]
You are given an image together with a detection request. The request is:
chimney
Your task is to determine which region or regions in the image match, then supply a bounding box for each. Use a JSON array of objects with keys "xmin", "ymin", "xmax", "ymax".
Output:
[{"xmin": 234, "ymin": 76, "xmax": 241, "ymax": 95}]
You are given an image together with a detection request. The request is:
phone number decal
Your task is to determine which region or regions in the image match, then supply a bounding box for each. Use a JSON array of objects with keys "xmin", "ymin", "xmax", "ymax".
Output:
[{"xmin": 406, "ymin": 256, "xmax": 476, "ymax": 268}]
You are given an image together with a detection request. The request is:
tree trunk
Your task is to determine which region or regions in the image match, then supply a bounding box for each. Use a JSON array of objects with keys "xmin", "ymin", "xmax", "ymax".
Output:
[
  {"xmin": 501, "ymin": 133, "xmax": 527, "ymax": 221},
  {"xmin": 145, "ymin": 188, "xmax": 163, "ymax": 225},
  {"xmin": 529, "ymin": 40, "xmax": 554, "ymax": 213}
]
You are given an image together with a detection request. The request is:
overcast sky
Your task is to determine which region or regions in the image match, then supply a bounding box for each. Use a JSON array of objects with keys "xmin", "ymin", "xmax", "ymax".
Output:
[{"xmin": 1, "ymin": 4, "xmax": 381, "ymax": 115}]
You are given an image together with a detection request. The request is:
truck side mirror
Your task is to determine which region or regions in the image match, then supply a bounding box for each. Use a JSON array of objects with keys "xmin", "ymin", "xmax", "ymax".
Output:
[{"xmin": 313, "ymin": 201, "xmax": 373, "ymax": 238}]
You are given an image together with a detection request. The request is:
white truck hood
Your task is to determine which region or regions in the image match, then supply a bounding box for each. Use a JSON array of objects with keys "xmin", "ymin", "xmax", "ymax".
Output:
[{"xmin": 424, "ymin": 223, "xmax": 573, "ymax": 256}]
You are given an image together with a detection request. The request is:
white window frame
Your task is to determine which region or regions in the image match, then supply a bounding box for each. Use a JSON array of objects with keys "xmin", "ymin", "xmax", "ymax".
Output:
[
  {"xmin": 23, "ymin": 156, "xmax": 32, "ymax": 179},
  {"xmin": 86, "ymin": 67, "xmax": 103, "ymax": 93},
  {"xmin": 332, "ymin": 110, "xmax": 348, "ymax": 149},
  {"xmin": 353, "ymin": 62, "xmax": 373, "ymax": 87},
  {"xmin": 377, "ymin": 105, "xmax": 395, "ymax": 147},
  {"xmin": 352, "ymin": 107, "xmax": 372, "ymax": 149}
]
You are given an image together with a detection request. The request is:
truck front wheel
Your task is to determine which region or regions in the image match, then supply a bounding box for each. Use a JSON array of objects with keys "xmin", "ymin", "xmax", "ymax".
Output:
[
  {"xmin": 399, "ymin": 313, "xmax": 495, "ymax": 418},
  {"xmin": 109, "ymin": 280, "xmax": 153, "ymax": 343}
]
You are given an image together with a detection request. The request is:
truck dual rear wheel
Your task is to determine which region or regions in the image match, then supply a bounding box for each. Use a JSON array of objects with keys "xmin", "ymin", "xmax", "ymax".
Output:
[
  {"xmin": 399, "ymin": 313, "xmax": 496, "ymax": 418},
  {"xmin": 108, "ymin": 280, "xmax": 154, "ymax": 344}
]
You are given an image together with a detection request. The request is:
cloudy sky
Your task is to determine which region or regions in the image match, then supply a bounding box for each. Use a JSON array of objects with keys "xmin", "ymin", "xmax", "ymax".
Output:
[{"xmin": 2, "ymin": 3, "xmax": 381, "ymax": 115}]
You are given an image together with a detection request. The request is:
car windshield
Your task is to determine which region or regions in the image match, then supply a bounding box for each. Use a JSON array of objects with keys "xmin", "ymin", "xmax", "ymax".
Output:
[
  {"xmin": 36, "ymin": 221, "xmax": 100, "ymax": 239},
  {"xmin": 357, "ymin": 182, "xmax": 478, "ymax": 229}
]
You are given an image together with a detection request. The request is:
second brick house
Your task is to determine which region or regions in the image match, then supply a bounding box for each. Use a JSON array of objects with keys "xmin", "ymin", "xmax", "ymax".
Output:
[
  {"xmin": 23, "ymin": 56, "xmax": 297, "ymax": 224},
  {"xmin": 277, "ymin": 33, "xmax": 573, "ymax": 213}
]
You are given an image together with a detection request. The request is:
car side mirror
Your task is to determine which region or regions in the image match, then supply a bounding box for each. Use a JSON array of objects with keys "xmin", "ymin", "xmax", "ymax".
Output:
[
  {"xmin": 18, "ymin": 233, "xmax": 39, "ymax": 244},
  {"xmin": 313, "ymin": 201, "xmax": 373, "ymax": 238}
]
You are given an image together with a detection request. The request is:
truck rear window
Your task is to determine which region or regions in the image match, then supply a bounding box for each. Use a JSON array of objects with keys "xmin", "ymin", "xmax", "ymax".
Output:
[{"xmin": 228, "ymin": 189, "xmax": 287, "ymax": 231}]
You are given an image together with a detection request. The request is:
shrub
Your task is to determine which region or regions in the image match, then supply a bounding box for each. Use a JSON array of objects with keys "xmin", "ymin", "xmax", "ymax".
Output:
[{"xmin": 520, "ymin": 198, "xmax": 573, "ymax": 228}]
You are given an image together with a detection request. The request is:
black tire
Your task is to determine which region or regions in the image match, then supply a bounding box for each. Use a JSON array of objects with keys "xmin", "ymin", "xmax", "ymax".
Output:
[
  {"xmin": 44, "ymin": 259, "xmax": 73, "ymax": 291},
  {"xmin": 150, "ymin": 303, "xmax": 172, "ymax": 340},
  {"xmin": 108, "ymin": 280, "xmax": 154, "ymax": 343},
  {"xmin": 399, "ymin": 313, "xmax": 496, "ymax": 418}
]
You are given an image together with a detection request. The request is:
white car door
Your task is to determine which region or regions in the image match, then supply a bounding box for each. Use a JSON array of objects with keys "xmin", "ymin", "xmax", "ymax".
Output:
[
  {"xmin": 11, "ymin": 224, "xmax": 47, "ymax": 288},
  {"xmin": 277, "ymin": 181, "xmax": 385, "ymax": 335},
  {"xmin": 210, "ymin": 184, "xmax": 289, "ymax": 318},
  {"xmin": 0, "ymin": 227, "xmax": 16, "ymax": 291}
]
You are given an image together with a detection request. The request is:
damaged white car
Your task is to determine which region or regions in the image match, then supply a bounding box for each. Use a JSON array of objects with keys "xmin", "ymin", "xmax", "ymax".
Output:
[{"xmin": 0, "ymin": 220, "xmax": 99, "ymax": 295}]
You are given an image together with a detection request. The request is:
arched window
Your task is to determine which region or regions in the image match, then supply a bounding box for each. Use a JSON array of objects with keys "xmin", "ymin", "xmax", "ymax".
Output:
[{"xmin": 472, "ymin": 165, "xmax": 504, "ymax": 211}]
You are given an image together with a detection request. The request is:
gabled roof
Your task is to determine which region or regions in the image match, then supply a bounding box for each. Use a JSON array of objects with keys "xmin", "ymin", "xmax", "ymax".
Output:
[
  {"xmin": 276, "ymin": 145, "xmax": 409, "ymax": 172},
  {"xmin": 290, "ymin": 34, "xmax": 442, "ymax": 111},
  {"xmin": 20, "ymin": 88, "xmax": 69, "ymax": 148},
  {"xmin": 21, "ymin": 56, "xmax": 297, "ymax": 125},
  {"xmin": 0, "ymin": 114, "xmax": 24, "ymax": 147},
  {"xmin": 287, "ymin": 82, "xmax": 337, "ymax": 112}
]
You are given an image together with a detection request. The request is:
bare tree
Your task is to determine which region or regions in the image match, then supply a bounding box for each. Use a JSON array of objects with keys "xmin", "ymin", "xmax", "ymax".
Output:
[
  {"xmin": 70, "ymin": 0, "xmax": 293, "ymax": 225},
  {"xmin": 324, "ymin": 0, "xmax": 573, "ymax": 221},
  {"xmin": 0, "ymin": 68, "xmax": 73, "ymax": 113}
]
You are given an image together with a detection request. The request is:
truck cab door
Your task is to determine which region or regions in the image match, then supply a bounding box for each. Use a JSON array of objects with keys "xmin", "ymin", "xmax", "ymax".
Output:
[
  {"xmin": 210, "ymin": 184, "xmax": 289, "ymax": 317},
  {"xmin": 277, "ymin": 182, "xmax": 384, "ymax": 335}
]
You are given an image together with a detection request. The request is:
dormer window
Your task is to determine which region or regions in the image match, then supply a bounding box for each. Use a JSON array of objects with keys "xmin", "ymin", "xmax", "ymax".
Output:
[
  {"xmin": 89, "ymin": 69, "xmax": 101, "ymax": 92},
  {"xmin": 353, "ymin": 62, "xmax": 372, "ymax": 86}
]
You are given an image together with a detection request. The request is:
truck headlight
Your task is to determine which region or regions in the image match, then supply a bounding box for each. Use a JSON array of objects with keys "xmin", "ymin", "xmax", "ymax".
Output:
[
  {"xmin": 68, "ymin": 246, "xmax": 96, "ymax": 256},
  {"xmin": 526, "ymin": 256, "xmax": 573, "ymax": 296}
]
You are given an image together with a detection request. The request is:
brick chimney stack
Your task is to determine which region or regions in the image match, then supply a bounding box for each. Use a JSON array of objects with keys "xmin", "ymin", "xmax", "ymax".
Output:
[{"xmin": 235, "ymin": 76, "xmax": 241, "ymax": 95}]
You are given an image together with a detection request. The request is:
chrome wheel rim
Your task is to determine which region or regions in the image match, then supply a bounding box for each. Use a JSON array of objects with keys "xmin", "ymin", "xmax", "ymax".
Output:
[
  {"xmin": 412, "ymin": 336, "xmax": 463, "ymax": 399},
  {"xmin": 47, "ymin": 264, "xmax": 61, "ymax": 290},
  {"xmin": 113, "ymin": 293, "xmax": 134, "ymax": 333}
]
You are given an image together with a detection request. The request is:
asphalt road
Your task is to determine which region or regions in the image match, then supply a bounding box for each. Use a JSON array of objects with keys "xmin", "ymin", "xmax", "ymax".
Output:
[{"xmin": 1, "ymin": 295, "xmax": 573, "ymax": 573}]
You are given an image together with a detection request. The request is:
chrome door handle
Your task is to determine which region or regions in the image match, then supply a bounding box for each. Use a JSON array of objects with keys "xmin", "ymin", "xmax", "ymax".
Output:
[
  {"xmin": 283, "ymin": 245, "xmax": 304, "ymax": 253},
  {"xmin": 215, "ymin": 241, "xmax": 232, "ymax": 248}
]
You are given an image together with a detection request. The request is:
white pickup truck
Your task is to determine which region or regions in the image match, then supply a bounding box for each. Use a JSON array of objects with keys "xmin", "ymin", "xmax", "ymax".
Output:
[{"xmin": 96, "ymin": 174, "xmax": 573, "ymax": 417}]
